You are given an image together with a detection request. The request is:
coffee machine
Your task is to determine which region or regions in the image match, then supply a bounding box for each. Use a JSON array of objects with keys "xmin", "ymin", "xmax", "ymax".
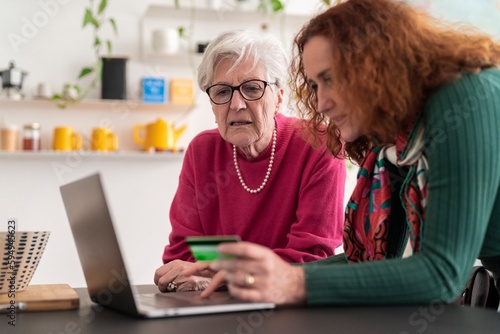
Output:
[{"xmin": 0, "ymin": 61, "xmax": 28, "ymax": 100}]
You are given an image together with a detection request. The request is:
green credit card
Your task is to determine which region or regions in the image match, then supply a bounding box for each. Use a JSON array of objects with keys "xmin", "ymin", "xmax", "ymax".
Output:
[{"xmin": 185, "ymin": 235, "xmax": 241, "ymax": 261}]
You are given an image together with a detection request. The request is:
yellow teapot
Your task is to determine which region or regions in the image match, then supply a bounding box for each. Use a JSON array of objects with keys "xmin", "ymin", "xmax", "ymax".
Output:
[{"xmin": 133, "ymin": 118, "xmax": 187, "ymax": 152}]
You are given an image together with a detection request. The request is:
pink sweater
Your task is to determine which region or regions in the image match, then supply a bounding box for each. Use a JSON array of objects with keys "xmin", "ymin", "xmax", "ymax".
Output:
[{"xmin": 162, "ymin": 114, "xmax": 345, "ymax": 263}]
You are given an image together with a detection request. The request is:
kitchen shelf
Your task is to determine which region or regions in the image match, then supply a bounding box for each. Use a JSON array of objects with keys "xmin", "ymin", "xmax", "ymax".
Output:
[
  {"xmin": 0, "ymin": 98, "xmax": 195, "ymax": 113},
  {"xmin": 142, "ymin": 4, "xmax": 308, "ymax": 22},
  {"xmin": 0, "ymin": 150, "xmax": 185, "ymax": 160},
  {"xmin": 140, "ymin": 4, "xmax": 309, "ymax": 62},
  {"xmin": 142, "ymin": 52, "xmax": 204, "ymax": 67}
]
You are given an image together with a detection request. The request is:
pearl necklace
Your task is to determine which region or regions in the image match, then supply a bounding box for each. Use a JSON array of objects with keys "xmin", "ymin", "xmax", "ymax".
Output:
[{"xmin": 233, "ymin": 128, "xmax": 277, "ymax": 194}]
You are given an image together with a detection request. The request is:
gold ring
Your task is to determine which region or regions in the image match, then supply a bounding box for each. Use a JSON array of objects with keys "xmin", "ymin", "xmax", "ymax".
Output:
[
  {"xmin": 166, "ymin": 281, "xmax": 178, "ymax": 292},
  {"xmin": 245, "ymin": 273, "xmax": 255, "ymax": 287}
]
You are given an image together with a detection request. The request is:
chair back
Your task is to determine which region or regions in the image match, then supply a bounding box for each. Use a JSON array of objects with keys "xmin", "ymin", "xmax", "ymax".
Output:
[{"xmin": 454, "ymin": 266, "xmax": 500, "ymax": 310}]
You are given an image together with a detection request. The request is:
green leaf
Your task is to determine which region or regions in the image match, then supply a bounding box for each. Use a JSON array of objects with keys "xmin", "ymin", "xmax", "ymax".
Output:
[
  {"xmin": 96, "ymin": 59, "xmax": 103, "ymax": 75},
  {"xmin": 269, "ymin": 0, "xmax": 284, "ymax": 12},
  {"xmin": 174, "ymin": 0, "xmax": 180, "ymax": 9},
  {"xmin": 83, "ymin": 8, "xmax": 92, "ymax": 27},
  {"xmin": 322, "ymin": 0, "xmax": 332, "ymax": 5},
  {"xmin": 109, "ymin": 17, "xmax": 118, "ymax": 35},
  {"xmin": 78, "ymin": 67, "xmax": 94, "ymax": 79},
  {"xmin": 83, "ymin": 7, "xmax": 99, "ymax": 29},
  {"xmin": 106, "ymin": 40, "xmax": 112, "ymax": 56},
  {"xmin": 177, "ymin": 26, "xmax": 185, "ymax": 38},
  {"xmin": 90, "ymin": 16, "xmax": 99, "ymax": 28},
  {"xmin": 94, "ymin": 37, "xmax": 101, "ymax": 47},
  {"xmin": 98, "ymin": 0, "xmax": 108, "ymax": 15},
  {"xmin": 51, "ymin": 94, "xmax": 62, "ymax": 101}
]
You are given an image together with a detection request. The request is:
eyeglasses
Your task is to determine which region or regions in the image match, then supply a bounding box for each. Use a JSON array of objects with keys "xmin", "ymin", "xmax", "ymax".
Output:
[{"xmin": 206, "ymin": 79, "xmax": 276, "ymax": 105}]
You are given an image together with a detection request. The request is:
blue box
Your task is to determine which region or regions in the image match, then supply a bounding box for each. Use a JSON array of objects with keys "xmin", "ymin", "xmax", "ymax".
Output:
[{"xmin": 142, "ymin": 77, "xmax": 167, "ymax": 103}]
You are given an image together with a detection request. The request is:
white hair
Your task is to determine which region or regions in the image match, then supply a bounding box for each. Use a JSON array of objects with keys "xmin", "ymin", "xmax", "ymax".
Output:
[{"xmin": 197, "ymin": 30, "xmax": 288, "ymax": 91}]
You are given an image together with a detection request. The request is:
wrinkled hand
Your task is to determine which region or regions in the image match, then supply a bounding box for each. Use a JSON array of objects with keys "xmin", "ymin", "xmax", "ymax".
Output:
[
  {"xmin": 154, "ymin": 259, "xmax": 214, "ymax": 292},
  {"xmin": 182, "ymin": 242, "xmax": 307, "ymax": 305}
]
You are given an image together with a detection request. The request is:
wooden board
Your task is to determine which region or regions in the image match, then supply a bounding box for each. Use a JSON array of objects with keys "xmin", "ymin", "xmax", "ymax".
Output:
[{"xmin": 0, "ymin": 284, "xmax": 79, "ymax": 312}]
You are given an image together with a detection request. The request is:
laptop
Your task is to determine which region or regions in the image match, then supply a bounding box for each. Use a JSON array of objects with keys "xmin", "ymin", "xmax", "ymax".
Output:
[{"xmin": 59, "ymin": 173, "xmax": 275, "ymax": 318}]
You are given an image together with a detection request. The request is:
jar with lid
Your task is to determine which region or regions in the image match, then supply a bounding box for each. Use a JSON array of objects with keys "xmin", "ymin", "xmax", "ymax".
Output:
[{"xmin": 23, "ymin": 123, "xmax": 41, "ymax": 151}]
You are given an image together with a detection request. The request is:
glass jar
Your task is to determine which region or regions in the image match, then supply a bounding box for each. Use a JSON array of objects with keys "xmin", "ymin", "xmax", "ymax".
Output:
[
  {"xmin": 0, "ymin": 124, "xmax": 19, "ymax": 151},
  {"xmin": 23, "ymin": 123, "xmax": 41, "ymax": 151}
]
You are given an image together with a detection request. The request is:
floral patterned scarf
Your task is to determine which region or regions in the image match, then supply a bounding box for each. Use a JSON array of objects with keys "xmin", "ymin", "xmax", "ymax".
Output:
[{"xmin": 344, "ymin": 118, "xmax": 428, "ymax": 262}]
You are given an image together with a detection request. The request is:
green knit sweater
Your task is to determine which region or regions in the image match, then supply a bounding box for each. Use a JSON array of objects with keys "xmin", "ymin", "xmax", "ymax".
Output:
[{"xmin": 303, "ymin": 68, "xmax": 500, "ymax": 305}]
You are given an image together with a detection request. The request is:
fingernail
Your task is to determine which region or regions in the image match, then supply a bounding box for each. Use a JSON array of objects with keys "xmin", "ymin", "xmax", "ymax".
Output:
[{"xmin": 210, "ymin": 261, "xmax": 220, "ymax": 270}]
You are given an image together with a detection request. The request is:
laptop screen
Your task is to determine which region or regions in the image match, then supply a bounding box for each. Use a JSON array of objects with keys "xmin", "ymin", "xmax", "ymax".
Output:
[{"xmin": 60, "ymin": 173, "xmax": 139, "ymax": 315}]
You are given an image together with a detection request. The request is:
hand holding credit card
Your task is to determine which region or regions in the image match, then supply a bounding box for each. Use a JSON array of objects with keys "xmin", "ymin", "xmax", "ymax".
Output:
[{"xmin": 186, "ymin": 235, "xmax": 241, "ymax": 261}]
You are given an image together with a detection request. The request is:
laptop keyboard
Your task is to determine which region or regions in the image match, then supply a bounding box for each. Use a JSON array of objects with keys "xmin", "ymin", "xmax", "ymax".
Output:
[{"xmin": 139, "ymin": 291, "xmax": 238, "ymax": 309}]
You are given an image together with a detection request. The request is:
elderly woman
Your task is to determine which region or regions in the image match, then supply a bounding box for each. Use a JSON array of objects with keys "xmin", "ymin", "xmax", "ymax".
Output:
[
  {"xmin": 184, "ymin": 0, "xmax": 500, "ymax": 307},
  {"xmin": 154, "ymin": 30, "xmax": 346, "ymax": 293}
]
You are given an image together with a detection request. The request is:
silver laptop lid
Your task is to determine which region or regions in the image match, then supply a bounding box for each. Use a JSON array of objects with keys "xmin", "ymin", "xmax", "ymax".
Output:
[{"xmin": 60, "ymin": 173, "xmax": 140, "ymax": 316}]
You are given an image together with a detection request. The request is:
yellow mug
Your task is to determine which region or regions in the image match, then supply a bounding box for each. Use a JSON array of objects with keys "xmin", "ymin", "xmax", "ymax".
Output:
[
  {"xmin": 52, "ymin": 126, "xmax": 82, "ymax": 151},
  {"xmin": 91, "ymin": 128, "xmax": 118, "ymax": 151}
]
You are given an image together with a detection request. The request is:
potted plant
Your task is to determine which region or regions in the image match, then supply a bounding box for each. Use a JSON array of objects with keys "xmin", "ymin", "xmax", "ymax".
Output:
[{"xmin": 51, "ymin": 0, "xmax": 118, "ymax": 108}]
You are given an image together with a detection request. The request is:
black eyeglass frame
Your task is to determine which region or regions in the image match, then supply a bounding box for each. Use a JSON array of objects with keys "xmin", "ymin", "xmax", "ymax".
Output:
[{"xmin": 205, "ymin": 79, "xmax": 277, "ymax": 105}]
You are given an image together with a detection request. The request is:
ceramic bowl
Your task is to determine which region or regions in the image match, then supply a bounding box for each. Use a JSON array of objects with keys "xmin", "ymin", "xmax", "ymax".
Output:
[{"xmin": 0, "ymin": 231, "xmax": 50, "ymax": 294}]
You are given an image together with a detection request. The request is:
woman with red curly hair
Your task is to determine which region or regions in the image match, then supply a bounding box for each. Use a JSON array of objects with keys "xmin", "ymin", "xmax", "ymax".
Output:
[{"xmin": 184, "ymin": 0, "xmax": 500, "ymax": 306}]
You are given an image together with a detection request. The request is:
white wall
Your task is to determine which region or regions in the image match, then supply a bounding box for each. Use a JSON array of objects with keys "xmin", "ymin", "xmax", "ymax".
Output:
[{"xmin": 1, "ymin": 0, "xmax": 350, "ymax": 288}]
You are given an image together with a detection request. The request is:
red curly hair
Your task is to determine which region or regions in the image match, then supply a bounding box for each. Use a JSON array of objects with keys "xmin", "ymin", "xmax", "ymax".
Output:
[{"xmin": 291, "ymin": 0, "xmax": 500, "ymax": 164}]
